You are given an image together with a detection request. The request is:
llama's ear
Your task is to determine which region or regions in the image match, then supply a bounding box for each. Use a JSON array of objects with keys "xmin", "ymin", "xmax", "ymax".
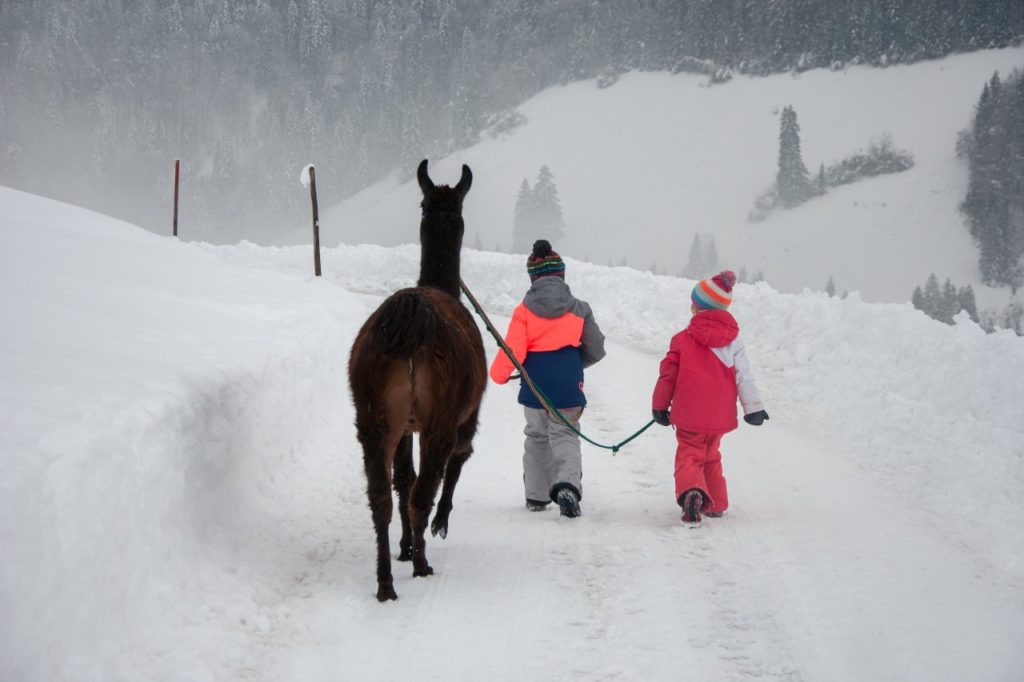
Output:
[
  {"xmin": 417, "ymin": 159, "xmax": 433, "ymax": 194},
  {"xmin": 455, "ymin": 164, "xmax": 473, "ymax": 199}
]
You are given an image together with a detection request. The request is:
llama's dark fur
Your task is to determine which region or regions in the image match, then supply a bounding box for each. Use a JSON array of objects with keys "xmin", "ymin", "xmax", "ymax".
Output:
[{"xmin": 348, "ymin": 159, "xmax": 486, "ymax": 602}]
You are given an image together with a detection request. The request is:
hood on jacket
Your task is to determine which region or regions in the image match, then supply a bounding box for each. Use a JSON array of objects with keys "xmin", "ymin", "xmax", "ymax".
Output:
[
  {"xmin": 523, "ymin": 277, "xmax": 575, "ymax": 319},
  {"xmin": 686, "ymin": 309, "xmax": 739, "ymax": 348}
]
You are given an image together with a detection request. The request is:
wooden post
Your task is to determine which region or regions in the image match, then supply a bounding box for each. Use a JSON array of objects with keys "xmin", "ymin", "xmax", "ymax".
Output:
[
  {"xmin": 309, "ymin": 165, "xmax": 322, "ymax": 277},
  {"xmin": 172, "ymin": 159, "xmax": 180, "ymax": 237}
]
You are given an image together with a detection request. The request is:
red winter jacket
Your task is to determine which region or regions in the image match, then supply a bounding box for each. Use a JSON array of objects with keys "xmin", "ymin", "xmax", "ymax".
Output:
[{"xmin": 651, "ymin": 309, "xmax": 763, "ymax": 434}]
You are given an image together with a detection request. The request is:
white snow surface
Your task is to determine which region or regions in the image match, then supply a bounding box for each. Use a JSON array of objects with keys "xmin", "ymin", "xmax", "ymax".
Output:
[
  {"xmin": 2, "ymin": 183, "xmax": 1023, "ymax": 681},
  {"xmin": 298, "ymin": 46, "xmax": 1024, "ymax": 310}
]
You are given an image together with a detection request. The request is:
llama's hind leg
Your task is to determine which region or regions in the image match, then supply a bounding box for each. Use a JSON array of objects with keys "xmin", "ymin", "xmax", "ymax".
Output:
[
  {"xmin": 393, "ymin": 434, "xmax": 416, "ymax": 562},
  {"xmin": 362, "ymin": 437, "xmax": 398, "ymax": 601},
  {"xmin": 431, "ymin": 448, "xmax": 470, "ymax": 539},
  {"xmin": 431, "ymin": 413, "xmax": 478, "ymax": 539},
  {"xmin": 408, "ymin": 433, "xmax": 454, "ymax": 577}
]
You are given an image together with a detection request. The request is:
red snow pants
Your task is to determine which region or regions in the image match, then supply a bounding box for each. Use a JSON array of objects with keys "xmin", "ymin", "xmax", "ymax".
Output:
[{"xmin": 673, "ymin": 429, "xmax": 728, "ymax": 513}]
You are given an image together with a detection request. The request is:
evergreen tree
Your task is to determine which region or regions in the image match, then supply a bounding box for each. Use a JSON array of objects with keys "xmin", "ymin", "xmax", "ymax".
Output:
[
  {"xmin": 531, "ymin": 164, "xmax": 566, "ymax": 242},
  {"xmin": 912, "ymin": 285, "xmax": 925, "ymax": 312},
  {"xmin": 941, "ymin": 278, "xmax": 959, "ymax": 323},
  {"xmin": 513, "ymin": 165, "xmax": 565, "ymax": 253},
  {"xmin": 683, "ymin": 234, "xmax": 704, "ymax": 278},
  {"xmin": 703, "ymin": 235, "xmax": 719, "ymax": 274},
  {"xmin": 963, "ymin": 70, "xmax": 1024, "ymax": 287},
  {"xmin": 683, "ymin": 232, "xmax": 719, "ymax": 278},
  {"xmin": 1006, "ymin": 302, "xmax": 1024, "ymax": 335},
  {"xmin": 825, "ymin": 276, "xmax": 836, "ymax": 297},
  {"xmin": 922, "ymin": 273, "xmax": 941, "ymax": 319},
  {"xmin": 512, "ymin": 178, "xmax": 535, "ymax": 253},
  {"xmin": 913, "ymin": 275, "xmax": 979, "ymax": 325},
  {"xmin": 957, "ymin": 285, "xmax": 978, "ymax": 322},
  {"xmin": 777, "ymin": 105, "xmax": 812, "ymax": 207}
]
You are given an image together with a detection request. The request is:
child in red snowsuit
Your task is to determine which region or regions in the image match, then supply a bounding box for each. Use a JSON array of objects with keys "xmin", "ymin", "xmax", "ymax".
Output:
[{"xmin": 651, "ymin": 270, "xmax": 768, "ymax": 525}]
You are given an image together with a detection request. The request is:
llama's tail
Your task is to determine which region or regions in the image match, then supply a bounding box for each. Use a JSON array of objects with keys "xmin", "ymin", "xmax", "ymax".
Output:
[{"xmin": 371, "ymin": 290, "xmax": 439, "ymax": 357}]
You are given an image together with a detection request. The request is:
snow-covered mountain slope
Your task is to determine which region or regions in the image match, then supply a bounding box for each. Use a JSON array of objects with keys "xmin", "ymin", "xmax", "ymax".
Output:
[
  {"xmin": 300, "ymin": 46, "xmax": 1024, "ymax": 308},
  {"xmin": 3, "ymin": 187, "xmax": 1023, "ymax": 681}
]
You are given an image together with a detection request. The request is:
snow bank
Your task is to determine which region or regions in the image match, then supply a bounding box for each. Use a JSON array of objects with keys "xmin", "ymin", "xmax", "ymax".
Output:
[{"xmin": 0, "ymin": 187, "xmax": 361, "ymax": 680}]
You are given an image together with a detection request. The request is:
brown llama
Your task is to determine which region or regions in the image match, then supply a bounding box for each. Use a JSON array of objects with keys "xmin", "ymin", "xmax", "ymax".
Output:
[{"xmin": 348, "ymin": 159, "xmax": 487, "ymax": 602}]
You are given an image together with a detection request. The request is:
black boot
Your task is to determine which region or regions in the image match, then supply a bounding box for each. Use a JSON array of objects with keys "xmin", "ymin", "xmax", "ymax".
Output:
[{"xmin": 556, "ymin": 489, "xmax": 581, "ymax": 518}]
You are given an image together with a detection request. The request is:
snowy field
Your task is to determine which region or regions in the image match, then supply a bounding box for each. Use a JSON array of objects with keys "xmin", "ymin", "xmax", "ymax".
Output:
[
  {"xmin": 300, "ymin": 45, "xmax": 1024, "ymax": 311},
  {"xmin": 2, "ymin": 185, "xmax": 1022, "ymax": 681}
]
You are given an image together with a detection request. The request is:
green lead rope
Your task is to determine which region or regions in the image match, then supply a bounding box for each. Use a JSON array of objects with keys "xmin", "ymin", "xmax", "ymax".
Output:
[{"xmin": 459, "ymin": 279, "xmax": 656, "ymax": 454}]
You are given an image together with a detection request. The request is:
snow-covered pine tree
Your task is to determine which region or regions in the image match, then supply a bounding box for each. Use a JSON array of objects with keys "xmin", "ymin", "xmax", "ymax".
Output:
[
  {"xmin": 922, "ymin": 273, "xmax": 941, "ymax": 319},
  {"xmin": 964, "ymin": 71, "xmax": 1024, "ymax": 288},
  {"xmin": 957, "ymin": 285, "xmax": 979, "ymax": 322},
  {"xmin": 941, "ymin": 278, "xmax": 959, "ymax": 323},
  {"xmin": 532, "ymin": 164, "xmax": 566, "ymax": 243},
  {"xmin": 682, "ymin": 233, "xmax": 720, "ymax": 278},
  {"xmin": 703, "ymin": 235, "xmax": 719, "ymax": 273},
  {"xmin": 912, "ymin": 285, "xmax": 925, "ymax": 312},
  {"xmin": 512, "ymin": 178, "xmax": 535, "ymax": 254},
  {"xmin": 513, "ymin": 166, "xmax": 566, "ymax": 253},
  {"xmin": 683, "ymin": 234, "xmax": 703, "ymax": 278},
  {"xmin": 777, "ymin": 105, "xmax": 812, "ymax": 208}
]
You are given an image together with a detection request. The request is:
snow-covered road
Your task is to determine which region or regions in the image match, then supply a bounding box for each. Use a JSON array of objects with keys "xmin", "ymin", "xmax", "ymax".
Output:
[
  {"xmin": 3, "ymin": 187, "xmax": 1022, "ymax": 681},
  {"xmin": 191, "ymin": 299, "xmax": 1021, "ymax": 682}
]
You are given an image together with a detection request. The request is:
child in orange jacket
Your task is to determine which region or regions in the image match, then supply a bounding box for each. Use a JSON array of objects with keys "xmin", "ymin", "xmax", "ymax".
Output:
[
  {"xmin": 490, "ymin": 240, "xmax": 606, "ymax": 518},
  {"xmin": 651, "ymin": 270, "xmax": 768, "ymax": 525}
]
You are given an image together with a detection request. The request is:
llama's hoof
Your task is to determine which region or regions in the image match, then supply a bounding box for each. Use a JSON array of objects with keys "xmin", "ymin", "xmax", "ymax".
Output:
[
  {"xmin": 413, "ymin": 564, "xmax": 434, "ymax": 578},
  {"xmin": 430, "ymin": 518, "xmax": 448, "ymax": 539},
  {"xmin": 376, "ymin": 584, "xmax": 398, "ymax": 602},
  {"xmin": 397, "ymin": 548, "xmax": 413, "ymax": 562}
]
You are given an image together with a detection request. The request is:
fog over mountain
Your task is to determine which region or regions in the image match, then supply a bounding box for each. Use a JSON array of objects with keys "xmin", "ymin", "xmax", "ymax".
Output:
[{"xmin": 2, "ymin": 1, "xmax": 1022, "ymax": 243}]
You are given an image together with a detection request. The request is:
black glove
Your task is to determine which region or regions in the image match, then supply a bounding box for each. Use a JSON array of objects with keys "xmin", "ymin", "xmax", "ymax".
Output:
[
  {"xmin": 744, "ymin": 410, "xmax": 769, "ymax": 426},
  {"xmin": 652, "ymin": 409, "xmax": 671, "ymax": 426}
]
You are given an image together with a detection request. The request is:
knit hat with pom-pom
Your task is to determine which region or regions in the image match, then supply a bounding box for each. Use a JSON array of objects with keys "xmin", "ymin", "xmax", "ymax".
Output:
[
  {"xmin": 526, "ymin": 239, "xmax": 566, "ymax": 281},
  {"xmin": 692, "ymin": 270, "xmax": 737, "ymax": 310}
]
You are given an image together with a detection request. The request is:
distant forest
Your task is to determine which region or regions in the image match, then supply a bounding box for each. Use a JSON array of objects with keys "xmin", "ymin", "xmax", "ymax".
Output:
[{"xmin": 1, "ymin": 0, "xmax": 1022, "ymax": 242}]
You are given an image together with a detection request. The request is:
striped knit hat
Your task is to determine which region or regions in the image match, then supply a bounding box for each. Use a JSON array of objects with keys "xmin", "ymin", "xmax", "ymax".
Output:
[
  {"xmin": 527, "ymin": 240, "xmax": 566, "ymax": 281},
  {"xmin": 692, "ymin": 270, "xmax": 737, "ymax": 310}
]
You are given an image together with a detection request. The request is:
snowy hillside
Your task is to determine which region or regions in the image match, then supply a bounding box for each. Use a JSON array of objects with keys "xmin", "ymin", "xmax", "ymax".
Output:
[
  {"xmin": 2, "ymin": 186, "xmax": 1023, "ymax": 681},
  {"xmin": 299, "ymin": 46, "xmax": 1024, "ymax": 309}
]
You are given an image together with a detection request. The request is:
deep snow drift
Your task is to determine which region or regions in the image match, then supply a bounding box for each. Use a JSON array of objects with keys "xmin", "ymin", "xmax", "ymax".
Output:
[
  {"xmin": 300, "ymin": 46, "xmax": 1024, "ymax": 312},
  {"xmin": 2, "ymin": 185, "xmax": 1022, "ymax": 681}
]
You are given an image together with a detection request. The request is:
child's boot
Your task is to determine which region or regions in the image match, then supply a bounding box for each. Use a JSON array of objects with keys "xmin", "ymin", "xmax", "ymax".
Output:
[
  {"xmin": 556, "ymin": 488, "xmax": 581, "ymax": 518},
  {"xmin": 680, "ymin": 489, "xmax": 703, "ymax": 525}
]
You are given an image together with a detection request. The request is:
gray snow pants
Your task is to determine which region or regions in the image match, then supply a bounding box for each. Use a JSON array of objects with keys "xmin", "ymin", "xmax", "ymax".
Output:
[{"xmin": 523, "ymin": 405, "xmax": 584, "ymax": 503}]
